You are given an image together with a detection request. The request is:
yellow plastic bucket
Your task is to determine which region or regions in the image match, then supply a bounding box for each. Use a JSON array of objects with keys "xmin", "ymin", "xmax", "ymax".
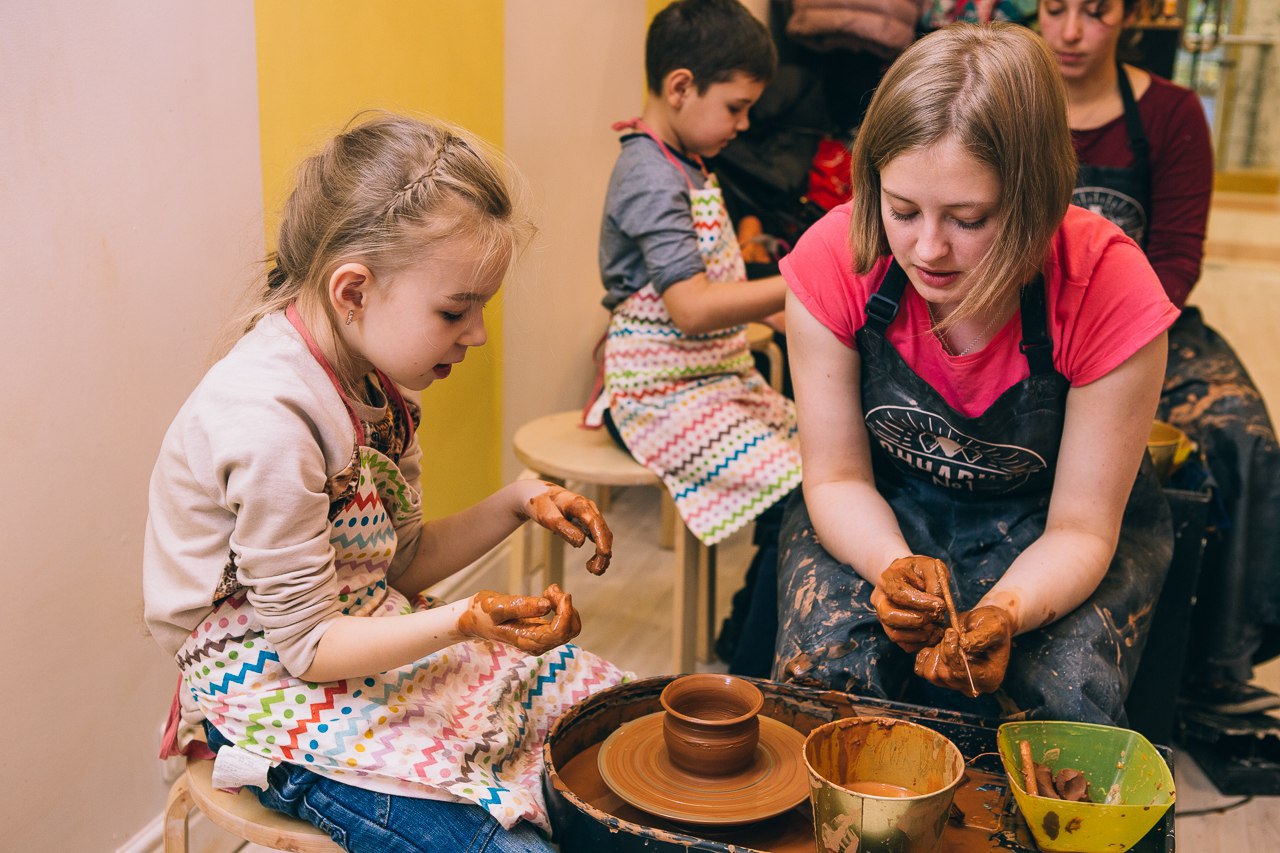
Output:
[
  {"xmin": 997, "ymin": 721, "xmax": 1175, "ymax": 852},
  {"xmin": 1147, "ymin": 420, "xmax": 1195, "ymax": 483}
]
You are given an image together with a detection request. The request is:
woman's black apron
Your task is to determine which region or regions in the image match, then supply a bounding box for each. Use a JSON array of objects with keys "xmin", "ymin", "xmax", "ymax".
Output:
[
  {"xmin": 1072, "ymin": 61, "xmax": 1151, "ymax": 248},
  {"xmin": 772, "ymin": 262, "xmax": 1173, "ymax": 724},
  {"xmin": 1073, "ymin": 66, "xmax": 1280, "ymax": 681}
]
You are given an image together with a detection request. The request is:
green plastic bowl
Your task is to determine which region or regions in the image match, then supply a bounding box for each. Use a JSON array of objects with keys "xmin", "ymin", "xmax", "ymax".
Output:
[{"xmin": 997, "ymin": 721, "xmax": 1175, "ymax": 852}]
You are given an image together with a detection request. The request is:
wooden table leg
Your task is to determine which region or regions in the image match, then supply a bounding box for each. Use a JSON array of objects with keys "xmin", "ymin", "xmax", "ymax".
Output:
[
  {"xmin": 698, "ymin": 544, "xmax": 717, "ymax": 663},
  {"xmin": 544, "ymin": 476, "xmax": 566, "ymax": 589},
  {"xmin": 673, "ymin": 524, "xmax": 700, "ymax": 674},
  {"xmin": 659, "ymin": 490, "xmax": 677, "ymax": 551}
]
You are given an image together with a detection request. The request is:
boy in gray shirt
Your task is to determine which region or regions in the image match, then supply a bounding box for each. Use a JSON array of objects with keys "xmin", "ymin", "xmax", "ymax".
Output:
[{"xmin": 590, "ymin": 0, "xmax": 800, "ymax": 678}]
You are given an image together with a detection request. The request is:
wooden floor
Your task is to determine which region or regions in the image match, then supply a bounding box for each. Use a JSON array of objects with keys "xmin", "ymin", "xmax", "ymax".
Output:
[{"xmin": 234, "ymin": 191, "xmax": 1280, "ymax": 851}]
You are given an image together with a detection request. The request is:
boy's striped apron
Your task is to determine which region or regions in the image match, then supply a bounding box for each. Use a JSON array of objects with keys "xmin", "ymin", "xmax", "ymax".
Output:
[
  {"xmin": 177, "ymin": 306, "xmax": 627, "ymax": 832},
  {"xmin": 586, "ymin": 121, "xmax": 801, "ymax": 546}
]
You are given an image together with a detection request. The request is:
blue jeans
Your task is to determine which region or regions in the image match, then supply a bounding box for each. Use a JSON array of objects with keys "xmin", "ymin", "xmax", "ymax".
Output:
[{"xmin": 204, "ymin": 723, "xmax": 555, "ymax": 853}]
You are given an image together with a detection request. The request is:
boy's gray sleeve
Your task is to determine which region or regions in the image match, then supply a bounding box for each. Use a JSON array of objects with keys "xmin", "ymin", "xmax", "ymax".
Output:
[{"xmin": 610, "ymin": 156, "xmax": 706, "ymax": 293}]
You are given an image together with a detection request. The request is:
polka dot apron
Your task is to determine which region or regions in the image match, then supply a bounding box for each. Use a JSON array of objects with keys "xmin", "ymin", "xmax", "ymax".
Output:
[{"xmin": 176, "ymin": 305, "xmax": 627, "ymax": 831}]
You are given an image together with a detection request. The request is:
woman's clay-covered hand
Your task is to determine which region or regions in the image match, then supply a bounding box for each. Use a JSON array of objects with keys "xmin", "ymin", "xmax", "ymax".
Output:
[
  {"xmin": 457, "ymin": 584, "xmax": 582, "ymax": 654},
  {"xmin": 526, "ymin": 484, "xmax": 613, "ymax": 574},
  {"xmin": 913, "ymin": 605, "xmax": 1014, "ymax": 696},
  {"xmin": 872, "ymin": 555, "xmax": 949, "ymax": 652}
]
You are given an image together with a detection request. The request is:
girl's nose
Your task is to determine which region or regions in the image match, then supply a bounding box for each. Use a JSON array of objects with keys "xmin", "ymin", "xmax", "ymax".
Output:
[
  {"xmin": 461, "ymin": 311, "xmax": 488, "ymax": 347},
  {"xmin": 916, "ymin": 220, "xmax": 949, "ymax": 264}
]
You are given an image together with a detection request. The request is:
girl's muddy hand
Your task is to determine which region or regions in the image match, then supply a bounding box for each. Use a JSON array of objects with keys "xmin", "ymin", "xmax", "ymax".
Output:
[
  {"xmin": 458, "ymin": 590, "xmax": 551, "ymax": 652},
  {"xmin": 527, "ymin": 484, "xmax": 613, "ymax": 575},
  {"xmin": 456, "ymin": 586, "xmax": 581, "ymax": 655}
]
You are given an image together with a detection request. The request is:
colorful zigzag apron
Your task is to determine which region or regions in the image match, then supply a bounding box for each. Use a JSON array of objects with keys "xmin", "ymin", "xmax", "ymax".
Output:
[
  {"xmin": 177, "ymin": 306, "xmax": 627, "ymax": 832},
  {"xmin": 586, "ymin": 121, "xmax": 801, "ymax": 547}
]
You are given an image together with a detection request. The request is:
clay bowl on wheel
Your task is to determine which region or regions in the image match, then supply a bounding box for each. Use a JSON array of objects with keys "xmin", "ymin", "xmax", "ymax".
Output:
[{"xmin": 659, "ymin": 673, "xmax": 764, "ymax": 776}]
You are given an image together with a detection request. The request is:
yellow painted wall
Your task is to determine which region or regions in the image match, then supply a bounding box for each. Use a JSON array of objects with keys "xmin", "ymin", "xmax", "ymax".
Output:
[{"xmin": 255, "ymin": 0, "xmax": 504, "ymax": 518}]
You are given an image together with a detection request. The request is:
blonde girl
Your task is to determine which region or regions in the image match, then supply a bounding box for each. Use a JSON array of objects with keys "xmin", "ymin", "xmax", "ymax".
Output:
[{"xmin": 144, "ymin": 112, "xmax": 624, "ymax": 852}]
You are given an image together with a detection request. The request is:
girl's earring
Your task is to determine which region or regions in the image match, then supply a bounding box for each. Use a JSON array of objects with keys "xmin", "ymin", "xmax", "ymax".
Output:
[{"xmin": 345, "ymin": 309, "xmax": 355, "ymax": 326}]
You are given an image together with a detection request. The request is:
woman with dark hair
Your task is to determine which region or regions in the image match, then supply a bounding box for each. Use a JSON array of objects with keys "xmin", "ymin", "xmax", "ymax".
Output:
[{"xmin": 1041, "ymin": 0, "xmax": 1280, "ymax": 715}]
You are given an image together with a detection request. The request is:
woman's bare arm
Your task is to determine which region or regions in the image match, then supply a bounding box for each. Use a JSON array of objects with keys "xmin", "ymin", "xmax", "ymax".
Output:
[
  {"xmin": 786, "ymin": 288, "xmax": 913, "ymax": 583},
  {"xmin": 978, "ymin": 333, "xmax": 1168, "ymax": 634}
]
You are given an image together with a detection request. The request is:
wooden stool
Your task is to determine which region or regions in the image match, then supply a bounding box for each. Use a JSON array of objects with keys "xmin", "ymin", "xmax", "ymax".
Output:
[
  {"xmin": 511, "ymin": 410, "xmax": 715, "ymax": 674},
  {"xmin": 746, "ymin": 321, "xmax": 785, "ymax": 393},
  {"xmin": 164, "ymin": 755, "xmax": 340, "ymax": 852}
]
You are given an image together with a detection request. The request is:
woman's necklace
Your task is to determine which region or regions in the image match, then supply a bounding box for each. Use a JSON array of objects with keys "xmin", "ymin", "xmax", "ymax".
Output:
[{"xmin": 927, "ymin": 302, "xmax": 1002, "ymax": 358}]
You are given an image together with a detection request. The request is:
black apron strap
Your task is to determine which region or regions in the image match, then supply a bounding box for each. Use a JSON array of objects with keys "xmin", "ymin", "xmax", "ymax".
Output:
[
  {"xmin": 867, "ymin": 261, "xmax": 1053, "ymax": 375},
  {"xmin": 1116, "ymin": 62, "xmax": 1152, "ymax": 247},
  {"xmin": 863, "ymin": 260, "xmax": 907, "ymax": 332},
  {"xmin": 1116, "ymin": 63, "xmax": 1150, "ymax": 171},
  {"xmin": 1018, "ymin": 274, "xmax": 1054, "ymax": 375}
]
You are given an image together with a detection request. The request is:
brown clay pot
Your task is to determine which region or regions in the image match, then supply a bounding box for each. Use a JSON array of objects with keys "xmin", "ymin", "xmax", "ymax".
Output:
[{"xmin": 659, "ymin": 673, "xmax": 764, "ymax": 776}]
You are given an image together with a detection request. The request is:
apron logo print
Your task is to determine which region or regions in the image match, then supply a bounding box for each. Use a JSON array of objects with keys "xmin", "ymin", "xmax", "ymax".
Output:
[
  {"xmin": 866, "ymin": 405, "xmax": 1047, "ymax": 492},
  {"xmin": 1073, "ymin": 186, "xmax": 1147, "ymax": 244},
  {"xmin": 922, "ymin": 433, "xmax": 982, "ymax": 463}
]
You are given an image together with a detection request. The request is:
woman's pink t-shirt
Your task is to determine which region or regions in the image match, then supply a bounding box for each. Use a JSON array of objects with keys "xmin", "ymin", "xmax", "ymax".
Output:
[{"xmin": 780, "ymin": 203, "xmax": 1180, "ymax": 417}]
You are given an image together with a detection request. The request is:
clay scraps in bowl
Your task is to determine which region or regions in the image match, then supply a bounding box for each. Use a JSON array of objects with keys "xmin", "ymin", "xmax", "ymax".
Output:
[
  {"xmin": 1018, "ymin": 738, "xmax": 1092, "ymax": 802},
  {"xmin": 1031, "ymin": 761, "xmax": 1091, "ymax": 802}
]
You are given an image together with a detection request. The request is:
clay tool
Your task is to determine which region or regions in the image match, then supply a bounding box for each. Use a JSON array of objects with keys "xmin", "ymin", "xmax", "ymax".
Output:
[
  {"xmin": 937, "ymin": 576, "xmax": 978, "ymax": 696},
  {"xmin": 1018, "ymin": 739, "xmax": 1039, "ymax": 797}
]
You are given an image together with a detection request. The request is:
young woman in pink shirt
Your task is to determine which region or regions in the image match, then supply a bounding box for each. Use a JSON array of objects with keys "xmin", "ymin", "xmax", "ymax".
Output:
[{"xmin": 772, "ymin": 24, "xmax": 1179, "ymax": 724}]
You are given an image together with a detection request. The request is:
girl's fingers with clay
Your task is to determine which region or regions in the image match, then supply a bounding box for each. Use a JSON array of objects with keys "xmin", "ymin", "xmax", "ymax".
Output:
[
  {"xmin": 506, "ymin": 584, "xmax": 581, "ymax": 653},
  {"xmin": 913, "ymin": 606, "xmax": 1014, "ymax": 696},
  {"xmin": 526, "ymin": 484, "xmax": 614, "ymax": 575},
  {"xmin": 542, "ymin": 583, "xmax": 582, "ymax": 647},
  {"xmin": 457, "ymin": 589, "xmax": 550, "ymax": 652},
  {"xmin": 872, "ymin": 555, "xmax": 949, "ymax": 652},
  {"xmin": 457, "ymin": 586, "xmax": 581, "ymax": 655}
]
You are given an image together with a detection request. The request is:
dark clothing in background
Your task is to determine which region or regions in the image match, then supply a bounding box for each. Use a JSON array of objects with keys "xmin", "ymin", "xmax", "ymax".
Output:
[
  {"xmin": 708, "ymin": 2, "xmax": 893, "ymax": 257},
  {"xmin": 1071, "ymin": 68, "xmax": 1280, "ymax": 688},
  {"xmin": 1071, "ymin": 74, "xmax": 1213, "ymax": 309}
]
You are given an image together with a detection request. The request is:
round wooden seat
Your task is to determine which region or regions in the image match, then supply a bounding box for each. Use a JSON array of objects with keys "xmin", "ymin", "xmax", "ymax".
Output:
[
  {"xmin": 512, "ymin": 410, "xmax": 660, "ymax": 487},
  {"xmin": 511, "ymin": 410, "xmax": 716, "ymax": 674},
  {"xmin": 165, "ymin": 755, "xmax": 340, "ymax": 852}
]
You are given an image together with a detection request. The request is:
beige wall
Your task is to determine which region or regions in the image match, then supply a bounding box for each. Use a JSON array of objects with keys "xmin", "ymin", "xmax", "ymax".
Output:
[
  {"xmin": 496, "ymin": 0, "xmax": 768, "ymax": 473},
  {"xmin": 500, "ymin": 0, "xmax": 769, "ymax": 477},
  {"xmin": 0, "ymin": 2, "xmax": 263, "ymax": 848},
  {"xmin": 501, "ymin": 1, "xmax": 649, "ymax": 475},
  {"xmin": 0, "ymin": 1, "xmax": 770, "ymax": 847}
]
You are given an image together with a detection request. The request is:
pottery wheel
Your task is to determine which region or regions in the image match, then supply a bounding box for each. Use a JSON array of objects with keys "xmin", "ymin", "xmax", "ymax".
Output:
[{"xmin": 597, "ymin": 712, "xmax": 810, "ymax": 826}]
